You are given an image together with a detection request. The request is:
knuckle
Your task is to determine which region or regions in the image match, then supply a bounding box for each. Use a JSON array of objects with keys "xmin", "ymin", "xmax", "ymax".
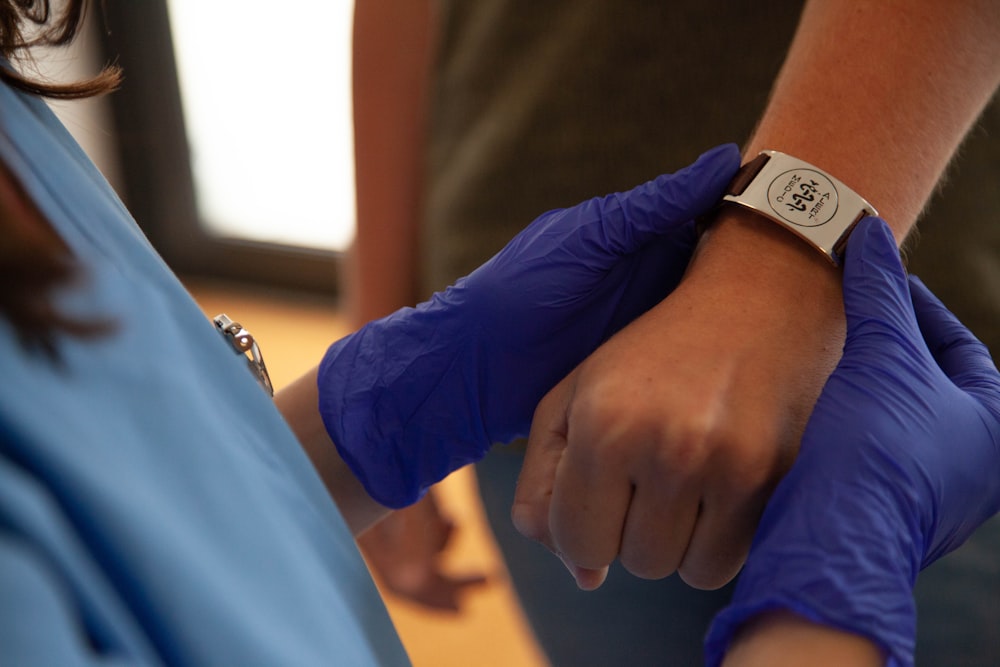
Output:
[
  {"xmin": 654, "ymin": 416, "xmax": 717, "ymax": 476},
  {"xmin": 567, "ymin": 382, "xmax": 628, "ymax": 433},
  {"xmin": 533, "ymin": 383, "xmax": 565, "ymax": 418}
]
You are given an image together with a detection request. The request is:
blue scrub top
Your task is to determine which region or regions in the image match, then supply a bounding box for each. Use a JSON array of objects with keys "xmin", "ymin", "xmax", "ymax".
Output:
[{"xmin": 0, "ymin": 70, "xmax": 409, "ymax": 665}]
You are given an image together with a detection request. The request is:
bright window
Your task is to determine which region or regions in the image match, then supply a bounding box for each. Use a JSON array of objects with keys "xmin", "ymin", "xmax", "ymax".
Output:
[{"xmin": 166, "ymin": 0, "xmax": 355, "ymax": 251}]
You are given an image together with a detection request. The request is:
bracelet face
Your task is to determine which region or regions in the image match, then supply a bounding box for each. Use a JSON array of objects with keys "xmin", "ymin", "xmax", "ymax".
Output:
[{"xmin": 722, "ymin": 151, "xmax": 878, "ymax": 266}]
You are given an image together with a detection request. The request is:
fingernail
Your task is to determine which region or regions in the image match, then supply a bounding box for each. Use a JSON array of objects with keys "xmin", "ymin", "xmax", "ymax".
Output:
[{"xmin": 559, "ymin": 555, "xmax": 609, "ymax": 591}]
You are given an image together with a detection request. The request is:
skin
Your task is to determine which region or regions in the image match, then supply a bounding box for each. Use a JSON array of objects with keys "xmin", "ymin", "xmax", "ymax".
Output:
[
  {"xmin": 721, "ymin": 612, "xmax": 884, "ymax": 667},
  {"xmin": 357, "ymin": 491, "xmax": 487, "ymax": 612},
  {"xmin": 275, "ymin": 367, "xmax": 386, "ymax": 536},
  {"xmin": 511, "ymin": 0, "xmax": 1000, "ymax": 592},
  {"xmin": 346, "ymin": 0, "xmax": 432, "ymax": 325}
]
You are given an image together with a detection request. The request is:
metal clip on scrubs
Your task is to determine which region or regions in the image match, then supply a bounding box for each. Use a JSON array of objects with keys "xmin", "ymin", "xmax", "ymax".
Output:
[{"xmin": 213, "ymin": 313, "xmax": 275, "ymax": 397}]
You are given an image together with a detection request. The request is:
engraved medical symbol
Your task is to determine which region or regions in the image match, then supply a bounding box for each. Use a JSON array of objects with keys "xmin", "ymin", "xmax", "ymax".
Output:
[{"xmin": 768, "ymin": 169, "xmax": 839, "ymax": 227}]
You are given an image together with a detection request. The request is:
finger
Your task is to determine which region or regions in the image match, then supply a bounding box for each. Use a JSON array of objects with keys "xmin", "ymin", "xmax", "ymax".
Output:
[
  {"xmin": 841, "ymin": 216, "xmax": 916, "ymax": 338},
  {"xmin": 386, "ymin": 571, "xmax": 489, "ymax": 613},
  {"xmin": 512, "ymin": 380, "xmax": 574, "ymax": 556},
  {"xmin": 908, "ymin": 275, "xmax": 999, "ymax": 387},
  {"xmin": 548, "ymin": 433, "xmax": 633, "ymax": 576},
  {"xmin": 420, "ymin": 572, "xmax": 490, "ymax": 613},
  {"xmin": 618, "ymin": 471, "xmax": 701, "ymax": 580},
  {"xmin": 414, "ymin": 492, "xmax": 455, "ymax": 553},
  {"xmin": 678, "ymin": 484, "xmax": 765, "ymax": 591},
  {"xmin": 431, "ymin": 517, "xmax": 454, "ymax": 553},
  {"xmin": 544, "ymin": 367, "xmax": 638, "ymax": 573},
  {"xmin": 553, "ymin": 556, "xmax": 609, "ymax": 591},
  {"xmin": 677, "ymin": 417, "xmax": 786, "ymax": 590},
  {"xmin": 600, "ymin": 143, "xmax": 742, "ymax": 254},
  {"xmin": 514, "ymin": 379, "xmax": 612, "ymax": 589}
]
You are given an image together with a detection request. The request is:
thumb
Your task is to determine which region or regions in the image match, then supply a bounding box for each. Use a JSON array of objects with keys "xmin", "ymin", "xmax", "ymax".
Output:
[
  {"xmin": 605, "ymin": 143, "xmax": 741, "ymax": 253},
  {"xmin": 908, "ymin": 275, "xmax": 999, "ymax": 391},
  {"xmin": 840, "ymin": 217, "xmax": 916, "ymax": 339}
]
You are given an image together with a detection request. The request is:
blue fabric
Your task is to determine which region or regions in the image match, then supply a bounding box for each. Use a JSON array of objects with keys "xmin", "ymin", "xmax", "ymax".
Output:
[
  {"xmin": 318, "ymin": 144, "xmax": 741, "ymax": 508},
  {"xmin": 0, "ymin": 71, "xmax": 408, "ymax": 665},
  {"xmin": 704, "ymin": 219, "xmax": 1000, "ymax": 667}
]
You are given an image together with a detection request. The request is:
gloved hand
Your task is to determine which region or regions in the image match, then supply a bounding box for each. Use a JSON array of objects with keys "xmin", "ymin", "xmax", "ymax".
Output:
[
  {"xmin": 704, "ymin": 218, "xmax": 1000, "ymax": 667},
  {"xmin": 318, "ymin": 144, "xmax": 741, "ymax": 508}
]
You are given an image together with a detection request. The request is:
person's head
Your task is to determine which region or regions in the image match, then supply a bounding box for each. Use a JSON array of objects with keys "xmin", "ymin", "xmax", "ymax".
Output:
[{"xmin": 1, "ymin": 0, "xmax": 118, "ymax": 358}]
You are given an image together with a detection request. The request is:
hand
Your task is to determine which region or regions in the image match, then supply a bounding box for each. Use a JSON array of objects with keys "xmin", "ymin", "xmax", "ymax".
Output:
[
  {"xmin": 318, "ymin": 144, "xmax": 740, "ymax": 508},
  {"xmin": 358, "ymin": 492, "xmax": 486, "ymax": 612},
  {"xmin": 512, "ymin": 203, "xmax": 847, "ymax": 591},
  {"xmin": 704, "ymin": 218, "xmax": 1000, "ymax": 667}
]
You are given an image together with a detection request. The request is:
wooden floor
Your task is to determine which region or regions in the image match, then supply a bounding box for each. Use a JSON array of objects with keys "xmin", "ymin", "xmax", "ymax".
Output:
[{"xmin": 186, "ymin": 278, "xmax": 548, "ymax": 667}]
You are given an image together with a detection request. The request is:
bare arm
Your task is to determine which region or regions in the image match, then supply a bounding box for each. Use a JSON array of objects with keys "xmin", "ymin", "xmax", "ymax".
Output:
[
  {"xmin": 705, "ymin": 0, "xmax": 1000, "ymax": 272},
  {"xmin": 348, "ymin": 0, "xmax": 435, "ymax": 326},
  {"xmin": 698, "ymin": 0, "xmax": 1000, "ymax": 347},
  {"xmin": 722, "ymin": 613, "xmax": 883, "ymax": 667},
  {"xmin": 275, "ymin": 367, "xmax": 389, "ymax": 536}
]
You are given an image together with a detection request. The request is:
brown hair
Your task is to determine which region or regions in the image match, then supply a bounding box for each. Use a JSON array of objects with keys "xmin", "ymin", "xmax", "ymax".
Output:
[
  {"xmin": 1, "ymin": 0, "xmax": 120, "ymax": 98},
  {"xmin": 1, "ymin": 0, "xmax": 120, "ymax": 357}
]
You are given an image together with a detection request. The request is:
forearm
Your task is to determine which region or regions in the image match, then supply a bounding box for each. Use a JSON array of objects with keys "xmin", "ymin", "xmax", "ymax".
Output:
[
  {"xmin": 349, "ymin": 0, "xmax": 435, "ymax": 326},
  {"xmin": 275, "ymin": 367, "xmax": 390, "ymax": 535},
  {"xmin": 678, "ymin": 0, "xmax": 1000, "ymax": 415},
  {"xmin": 699, "ymin": 0, "xmax": 1000, "ymax": 280},
  {"xmin": 744, "ymin": 0, "xmax": 1000, "ymax": 238},
  {"xmin": 722, "ymin": 612, "xmax": 884, "ymax": 667}
]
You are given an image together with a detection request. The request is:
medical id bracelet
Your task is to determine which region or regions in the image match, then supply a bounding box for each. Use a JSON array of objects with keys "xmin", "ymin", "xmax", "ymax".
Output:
[{"xmin": 722, "ymin": 150, "xmax": 878, "ymax": 266}]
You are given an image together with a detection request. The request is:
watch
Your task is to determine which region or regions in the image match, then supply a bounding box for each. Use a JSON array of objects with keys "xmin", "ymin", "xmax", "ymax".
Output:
[{"xmin": 721, "ymin": 150, "xmax": 878, "ymax": 266}]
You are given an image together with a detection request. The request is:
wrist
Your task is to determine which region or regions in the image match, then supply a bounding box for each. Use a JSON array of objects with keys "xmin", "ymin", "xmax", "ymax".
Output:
[
  {"xmin": 718, "ymin": 611, "xmax": 884, "ymax": 667},
  {"xmin": 688, "ymin": 206, "xmax": 844, "ymax": 314},
  {"xmin": 667, "ymin": 207, "xmax": 847, "ymax": 437}
]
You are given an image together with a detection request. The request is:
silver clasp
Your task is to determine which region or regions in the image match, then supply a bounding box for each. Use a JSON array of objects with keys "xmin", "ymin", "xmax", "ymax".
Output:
[{"xmin": 213, "ymin": 313, "xmax": 275, "ymax": 397}]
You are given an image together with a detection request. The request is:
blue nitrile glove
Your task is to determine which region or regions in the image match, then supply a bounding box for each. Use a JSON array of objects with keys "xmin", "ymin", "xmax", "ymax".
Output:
[
  {"xmin": 318, "ymin": 144, "xmax": 741, "ymax": 508},
  {"xmin": 704, "ymin": 218, "xmax": 1000, "ymax": 667}
]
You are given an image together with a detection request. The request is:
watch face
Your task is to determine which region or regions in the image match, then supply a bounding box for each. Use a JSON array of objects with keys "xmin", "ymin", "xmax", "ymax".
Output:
[{"xmin": 766, "ymin": 168, "xmax": 840, "ymax": 228}]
